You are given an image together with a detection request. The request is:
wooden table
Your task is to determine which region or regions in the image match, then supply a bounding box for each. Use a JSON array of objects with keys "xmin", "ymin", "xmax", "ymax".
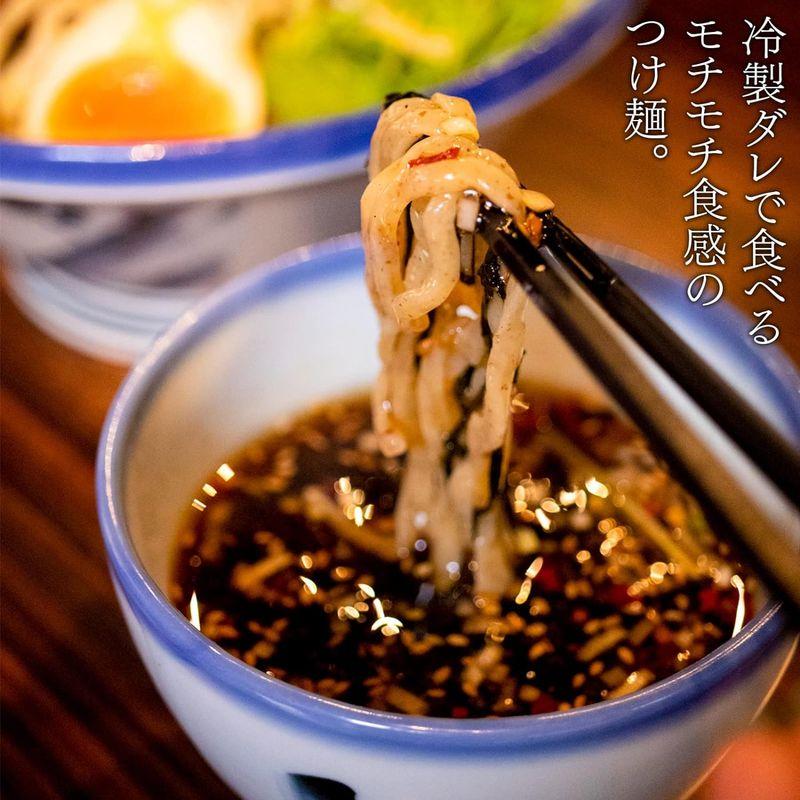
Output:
[{"xmin": 1, "ymin": 1, "xmax": 797, "ymax": 797}]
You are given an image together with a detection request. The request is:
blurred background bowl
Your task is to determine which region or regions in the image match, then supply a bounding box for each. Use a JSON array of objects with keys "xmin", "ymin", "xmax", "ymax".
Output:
[{"xmin": 0, "ymin": 0, "xmax": 638, "ymax": 363}]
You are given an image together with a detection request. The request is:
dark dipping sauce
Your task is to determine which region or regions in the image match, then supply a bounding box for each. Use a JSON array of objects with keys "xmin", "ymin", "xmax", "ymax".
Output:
[{"xmin": 171, "ymin": 393, "xmax": 755, "ymax": 718}]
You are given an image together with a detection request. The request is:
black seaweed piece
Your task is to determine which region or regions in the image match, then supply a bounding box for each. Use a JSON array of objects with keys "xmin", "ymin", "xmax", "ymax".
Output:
[
  {"xmin": 382, "ymin": 91, "xmax": 429, "ymax": 109},
  {"xmin": 454, "ymin": 366, "xmax": 476, "ymax": 405},
  {"xmin": 472, "ymin": 448, "xmax": 506, "ymax": 514},
  {"xmin": 442, "ymin": 369, "xmax": 473, "ymax": 474},
  {"xmin": 402, "ymin": 204, "xmax": 413, "ymax": 268},
  {"xmin": 499, "ymin": 476, "xmax": 516, "ymax": 520},
  {"xmin": 479, "ymin": 251, "xmax": 507, "ymax": 300},
  {"xmin": 488, "ymin": 448, "xmax": 504, "ymax": 499},
  {"xmin": 478, "ymin": 251, "xmax": 507, "ymax": 342},
  {"xmin": 442, "ymin": 434, "xmax": 468, "ymax": 477},
  {"xmin": 442, "ymin": 367, "xmax": 489, "ymax": 476},
  {"xmin": 480, "ymin": 297, "xmax": 493, "ymax": 342}
]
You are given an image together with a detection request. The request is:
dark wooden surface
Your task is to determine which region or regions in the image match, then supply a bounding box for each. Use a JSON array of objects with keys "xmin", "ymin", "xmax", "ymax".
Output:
[{"xmin": 1, "ymin": 1, "xmax": 797, "ymax": 798}]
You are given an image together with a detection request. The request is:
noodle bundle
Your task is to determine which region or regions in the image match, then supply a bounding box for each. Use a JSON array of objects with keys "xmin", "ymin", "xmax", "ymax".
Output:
[{"xmin": 362, "ymin": 92, "xmax": 551, "ymax": 594}]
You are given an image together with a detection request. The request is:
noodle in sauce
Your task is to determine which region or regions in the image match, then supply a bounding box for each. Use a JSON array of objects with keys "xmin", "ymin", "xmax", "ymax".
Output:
[{"xmin": 362, "ymin": 92, "xmax": 552, "ymax": 593}]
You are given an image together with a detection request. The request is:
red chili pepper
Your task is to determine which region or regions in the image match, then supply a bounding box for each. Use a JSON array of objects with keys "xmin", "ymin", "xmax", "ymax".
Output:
[
  {"xmin": 530, "ymin": 693, "xmax": 559, "ymax": 715},
  {"xmin": 534, "ymin": 560, "xmax": 563, "ymax": 593},
  {"xmin": 699, "ymin": 586, "xmax": 720, "ymax": 614},
  {"xmin": 452, "ymin": 706, "xmax": 469, "ymax": 718},
  {"xmin": 716, "ymin": 589, "xmax": 740, "ymax": 626},
  {"xmin": 408, "ymin": 146, "xmax": 461, "ymax": 168},
  {"xmin": 598, "ymin": 582, "xmax": 632, "ymax": 608}
]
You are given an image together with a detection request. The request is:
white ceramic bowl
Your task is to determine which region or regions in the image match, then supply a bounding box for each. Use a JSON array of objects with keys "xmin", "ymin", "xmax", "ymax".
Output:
[
  {"xmin": 97, "ymin": 235, "xmax": 799, "ymax": 800},
  {"xmin": 0, "ymin": 0, "xmax": 638, "ymax": 362}
]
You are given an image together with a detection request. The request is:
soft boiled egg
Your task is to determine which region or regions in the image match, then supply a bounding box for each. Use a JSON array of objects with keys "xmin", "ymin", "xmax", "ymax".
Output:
[{"xmin": 20, "ymin": 0, "xmax": 265, "ymax": 143}]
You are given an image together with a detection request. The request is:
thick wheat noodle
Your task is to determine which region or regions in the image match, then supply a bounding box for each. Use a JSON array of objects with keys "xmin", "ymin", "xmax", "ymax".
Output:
[
  {"xmin": 362, "ymin": 93, "xmax": 550, "ymax": 593},
  {"xmin": 363, "ymin": 135, "xmax": 523, "ymax": 314},
  {"xmin": 392, "ymin": 194, "xmax": 460, "ymax": 326},
  {"xmin": 364, "ymin": 145, "xmax": 524, "ymax": 461},
  {"xmin": 467, "ymin": 279, "xmax": 528, "ymax": 453},
  {"xmin": 368, "ymin": 95, "xmax": 478, "ymax": 177}
]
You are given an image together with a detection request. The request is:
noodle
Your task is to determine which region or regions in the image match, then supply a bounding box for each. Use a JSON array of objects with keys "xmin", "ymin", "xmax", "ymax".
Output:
[{"xmin": 362, "ymin": 92, "xmax": 552, "ymax": 594}]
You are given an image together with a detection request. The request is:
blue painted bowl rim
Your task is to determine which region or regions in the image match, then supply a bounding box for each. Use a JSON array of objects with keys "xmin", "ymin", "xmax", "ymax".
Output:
[
  {"xmin": 97, "ymin": 233, "xmax": 796, "ymax": 756},
  {"xmin": 0, "ymin": 0, "xmax": 635, "ymax": 191}
]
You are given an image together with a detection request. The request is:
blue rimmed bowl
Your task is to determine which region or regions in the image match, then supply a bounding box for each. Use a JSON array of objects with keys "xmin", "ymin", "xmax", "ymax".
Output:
[
  {"xmin": 0, "ymin": 0, "xmax": 638, "ymax": 363},
  {"xmin": 97, "ymin": 235, "xmax": 799, "ymax": 800}
]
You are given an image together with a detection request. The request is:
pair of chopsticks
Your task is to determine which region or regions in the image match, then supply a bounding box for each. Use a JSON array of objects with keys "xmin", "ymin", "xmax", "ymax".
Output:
[{"xmin": 476, "ymin": 200, "xmax": 800, "ymax": 622}]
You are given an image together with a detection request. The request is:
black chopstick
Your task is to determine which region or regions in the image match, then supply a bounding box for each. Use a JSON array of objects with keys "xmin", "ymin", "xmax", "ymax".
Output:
[
  {"xmin": 540, "ymin": 213, "xmax": 800, "ymax": 504},
  {"xmin": 475, "ymin": 199, "xmax": 800, "ymax": 621}
]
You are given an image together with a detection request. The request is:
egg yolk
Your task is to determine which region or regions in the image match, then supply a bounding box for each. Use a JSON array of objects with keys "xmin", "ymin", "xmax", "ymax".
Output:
[{"xmin": 47, "ymin": 55, "xmax": 234, "ymax": 142}]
